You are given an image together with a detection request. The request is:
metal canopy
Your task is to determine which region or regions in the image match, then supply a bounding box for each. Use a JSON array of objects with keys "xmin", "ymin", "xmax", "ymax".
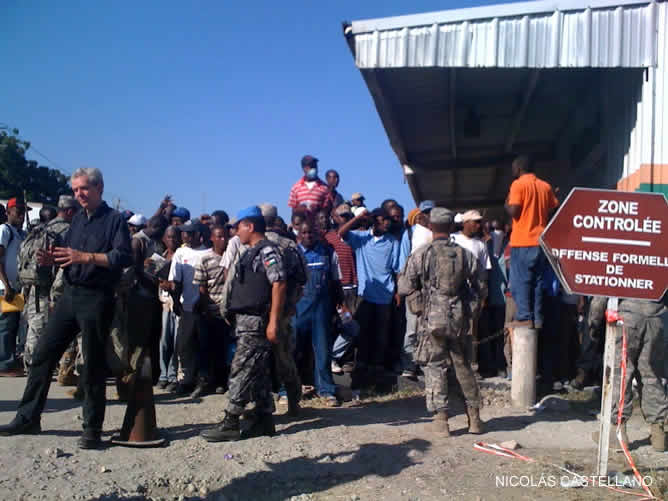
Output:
[
  {"xmin": 343, "ymin": 0, "xmax": 656, "ymax": 209},
  {"xmin": 349, "ymin": 0, "xmax": 658, "ymax": 69}
]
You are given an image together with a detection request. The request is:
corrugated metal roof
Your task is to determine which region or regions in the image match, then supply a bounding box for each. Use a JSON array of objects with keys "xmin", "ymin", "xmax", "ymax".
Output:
[{"xmin": 349, "ymin": 0, "xmax": 658, "ymax": 68}]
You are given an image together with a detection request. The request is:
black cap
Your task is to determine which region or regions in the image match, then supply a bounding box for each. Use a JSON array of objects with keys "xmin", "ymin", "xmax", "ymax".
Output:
[{"xmin": 301, "ymin": 155, "xmax": 318, "ymax": 167}]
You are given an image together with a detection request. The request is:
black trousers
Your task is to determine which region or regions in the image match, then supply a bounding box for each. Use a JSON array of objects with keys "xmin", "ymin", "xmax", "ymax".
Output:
[{"xmin": 17, "ymin": 285, "xmax": 114, "ymax": 431}]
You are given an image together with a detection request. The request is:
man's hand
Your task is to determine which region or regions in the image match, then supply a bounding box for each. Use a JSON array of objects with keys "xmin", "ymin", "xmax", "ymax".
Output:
[
  {"xmin": 36, "ymin": 248, "xmax": 56, "ymax": 266},
  {"xmin": 3, "ymin": 287, "xmax": 16, "ymax": 303},
  {"xmin": 53, "ymin": 247, "xmax": 91, "ymax": 268},
  {"xmin": 160, "ymin": 195, "xmax": 172, "ymax": 209},
  {"xmin": 394, "ymin": 293, "xmax": 402, "ymax": 307},
  {"xmin": 159, "ymin": 280, "xmax": 173, "ymax": 291},
  {"xmin": 266, "ymin": 320, "xmax": 279, "ymax": 344}
]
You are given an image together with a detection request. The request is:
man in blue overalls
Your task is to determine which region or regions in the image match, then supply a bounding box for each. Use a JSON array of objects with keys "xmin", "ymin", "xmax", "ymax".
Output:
[{"xmin": 294, "ymin": 221, "xmax": 342, "ymax": 407}]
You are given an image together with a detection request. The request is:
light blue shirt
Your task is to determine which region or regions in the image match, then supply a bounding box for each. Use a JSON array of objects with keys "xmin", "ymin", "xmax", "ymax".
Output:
[
  {"xmin": 344, "ymin": 230, "xmax": 400, "ymax": 305},
  {"xmin": 398, "ymin": 228, "xmax": 412, "ymax": 272}
]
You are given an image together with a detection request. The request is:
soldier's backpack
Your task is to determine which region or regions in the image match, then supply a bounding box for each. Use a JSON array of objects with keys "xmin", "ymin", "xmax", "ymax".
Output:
[
  {"xmin": 266, "ymin": 231, "xmax": 308, "ymax": 315},
  {"xmin": 422, "ymin": 241, "xmax": 471, "ymax": 338},
  {"xmin": 17, "ymin": 219, "xmax": 68, "ymax": 289}
]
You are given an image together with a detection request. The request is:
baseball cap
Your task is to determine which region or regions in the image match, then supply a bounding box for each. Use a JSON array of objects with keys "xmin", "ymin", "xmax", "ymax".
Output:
[
  {"xmin": 418, "ymin": 200, "xmax": 435, "ymax": 213},
  {"xmin": 171, "ymin": 207, "xmax": 190, "ymax": 221},
  {"xmin": 57, "ymin": 195, "xmax": 78, "ymax": 209},
  {"xmin": 236, "ymin": 206, "xmax": 263, "ymax": 221},
  {"xmin": 121, "ymin": 210, "xmax": 134, "ymax": 221},
  {"xmin": 128, "ymin": 214, "xmax": 147, "ymax": 226},
  {"xmin": 301, "ymin": 155, "xmax": 318, "ymax": 167},
  {"xmin": 461, "ymin": 210, "xmax": 483, "ymax": 222},
  {"xmin": 259, "ymin": 203, "xmax": 278, "ymax": 218},
  {"xmin": 7, "ymin": 197, "xmax": 32, "ymax": 211},
  {"xmin": 351, "ymin": 192, "xmax": 365, "ymax": 201},
  {"xmin": 430, "ymin": 207, "xmax": 454, "ymax": 225}
]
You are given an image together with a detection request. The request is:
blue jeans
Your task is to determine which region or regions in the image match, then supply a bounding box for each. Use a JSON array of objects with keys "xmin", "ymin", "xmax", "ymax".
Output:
[
  {"xmin": 159, "ymin": 309, "xmax": 179, "ymax": 383},
  {"xmin": 510, "ymin": 246, "xmax": 547, "ymax": 328},
  {"xmin": 293, "ymin": 295, "xmax": 336, "ymax": 397},
  {"xmin": 0, "ymin": 311, "xmax": 20, "ymax": 370}
]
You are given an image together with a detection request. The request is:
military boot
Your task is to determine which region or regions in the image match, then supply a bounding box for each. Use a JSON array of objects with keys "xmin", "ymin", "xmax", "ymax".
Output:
[
  {"xmin": 427, "ymin": 411, "xmax": 450, "ymax": 437},
  {"xmin": 650, "ymin": 423, "xmax": 666, "ymax": 452},
  {"xmin": 241, "ymin": 412, "xmax": 276, "ymax": 439},
  {"xmin": 200, "ymin": 412, "xmax": 240, "ymax": 442},
  {"xmin": 286, "ymin": 386, "xmax": 301, "ymax": 417},
  {"xmin": 467, "ymin": 406, "xmax": 484, "ymax": 434}
]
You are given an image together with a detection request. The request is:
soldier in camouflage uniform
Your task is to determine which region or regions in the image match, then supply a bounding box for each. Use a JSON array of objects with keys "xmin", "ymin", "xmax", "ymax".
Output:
[
  {"xmin": 260, "ymin": 204, "xmax": 307, "ymax": 415},
  {"xmin": 21, "ymin": 196, "xmax": 77, "ymax": 370},
  {"xmin": 590, "ymin": 295, "xmax": 668, "ymax": 452},
  {"xmin": 201, "ymin": 206, "xmax": 287, "ymax": 442},
  {"xmin": 398, "ymin": 207, "xmax": 484, "ymax": 437}
]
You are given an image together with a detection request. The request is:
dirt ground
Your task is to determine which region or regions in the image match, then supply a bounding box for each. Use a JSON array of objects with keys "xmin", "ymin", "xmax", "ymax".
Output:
[{"xmin": 0, "ymin": 376, "xmax": 666, "ymax": 501}]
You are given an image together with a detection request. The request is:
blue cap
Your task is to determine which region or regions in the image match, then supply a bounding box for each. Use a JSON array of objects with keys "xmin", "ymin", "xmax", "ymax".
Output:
[
  {"xmin": 419, "ymin": 200, "xmax": 435, "ymax": 212},
  {"xmin": 236, "ymin": 206, "xmax": 263, "ymax": 221},
  {"xmin": 172, "ymin": 207, "xmax": 190, "ymax": 220}
]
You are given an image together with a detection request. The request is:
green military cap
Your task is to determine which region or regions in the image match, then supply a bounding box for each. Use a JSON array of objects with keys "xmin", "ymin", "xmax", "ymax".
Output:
[{"xmin": 430, "ymin": 207, "xmax": 454, "ymax": 224}]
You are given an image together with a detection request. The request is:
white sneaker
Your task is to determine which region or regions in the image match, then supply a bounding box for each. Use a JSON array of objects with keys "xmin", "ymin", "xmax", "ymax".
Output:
[
  {"xmin": 277, "ymin": 395, "xmax": 288, "ymax": 405},
  {"xmin": 552, "ymin": 381, "xmax": 563, "ymax": 391},
  {"xmin": 331, "ymin": 361, "xmax": 344, "ymax": 375}
]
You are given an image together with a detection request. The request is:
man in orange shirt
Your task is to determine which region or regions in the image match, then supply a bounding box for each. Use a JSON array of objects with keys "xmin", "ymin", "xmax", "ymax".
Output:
[{"xmin": 504, "ymin": 156, "xmax": 559, "ymax": 330}]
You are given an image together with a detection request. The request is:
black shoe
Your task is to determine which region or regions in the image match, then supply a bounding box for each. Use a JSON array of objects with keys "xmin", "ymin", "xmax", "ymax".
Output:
[
  {"xmin": 200, "ymin": 413, "xmax": 240, "ymax": 442},
  {"xmin": 78, "ymin": 429, "xmax": 102, "ymax": 449},
  {"xmin": 0, "ymin": 417, "xmax": 41, "ymax": 436},
  {"xmin": 165, "ymin": 382, "xmax": 178, "ymax": 393},
  {"xmin": 190, "ymin": 379, "xmax": 209, "ymax": 399},
  {"xmin": 241, "ymin": 413, "xmax": 275, "ymax": 440},
  {"xmin": 156, "ymin": 380, "xmax": 168, "ymax": 390}
]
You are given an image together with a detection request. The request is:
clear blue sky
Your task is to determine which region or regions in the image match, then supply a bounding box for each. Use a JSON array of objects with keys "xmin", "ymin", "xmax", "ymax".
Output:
[{"xmin": 3, "ymin": 0, "xmax": 506, "ymax": 220}]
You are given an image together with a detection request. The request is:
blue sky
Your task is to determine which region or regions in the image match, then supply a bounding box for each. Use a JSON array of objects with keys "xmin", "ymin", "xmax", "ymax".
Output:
[{"xmin": 3, "ymin": 0, "xmax": 506, "ymax": 220}]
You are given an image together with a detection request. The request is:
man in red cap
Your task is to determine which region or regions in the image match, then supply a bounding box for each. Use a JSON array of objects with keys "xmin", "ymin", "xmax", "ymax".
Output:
[
  {"xmin": 287, "ymin": 155, "xmax": 330, "ymax": 213},
  {"xmin": 0, "ymin": 197, "xmax": 31, "ymax": 376}
]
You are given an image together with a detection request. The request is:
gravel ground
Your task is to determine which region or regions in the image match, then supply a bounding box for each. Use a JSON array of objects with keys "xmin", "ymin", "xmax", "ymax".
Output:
[{"xmin": 0, "ymin": 376, "xmax": 666, "ymax": 501}]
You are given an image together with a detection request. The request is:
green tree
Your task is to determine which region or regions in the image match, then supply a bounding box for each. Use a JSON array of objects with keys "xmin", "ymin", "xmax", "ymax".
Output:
[{"xmin": 0, "ymin": 128, "xmax": 71, "ymax": 203}]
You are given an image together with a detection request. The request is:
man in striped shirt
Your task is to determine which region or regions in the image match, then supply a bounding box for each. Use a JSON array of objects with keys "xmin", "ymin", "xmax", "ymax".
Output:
[{"xmin": 287, "ymin": 155, "xmax": 330, "ymax": 213}]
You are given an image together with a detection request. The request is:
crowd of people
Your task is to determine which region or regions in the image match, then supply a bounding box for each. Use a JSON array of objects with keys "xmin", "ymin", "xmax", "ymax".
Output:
[{"xmin": 0, "ymin": 154, "xmax": 665, "ymax": 452}]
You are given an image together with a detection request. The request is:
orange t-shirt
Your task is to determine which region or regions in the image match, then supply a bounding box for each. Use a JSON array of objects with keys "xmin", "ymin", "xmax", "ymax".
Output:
[{"xmin": 507, "ymin": 173, "xmax": 559, "ymax": 247}]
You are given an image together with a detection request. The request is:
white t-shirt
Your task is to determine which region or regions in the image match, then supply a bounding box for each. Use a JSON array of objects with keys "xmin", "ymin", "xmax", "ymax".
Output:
[
  {"xmin": 0, "ymin": 224, "xmax": 25, "ymax": 293},
  {"xmin": 411, "ymin": 224, "xmax": 433, "ymax": 252},
  {"xmin": 168, "ymin": 245, "xmax": 208, "ymax": 312},
  {"xmin": 452, "ymin": 232, "xmax": 492, "ymax": 271}
]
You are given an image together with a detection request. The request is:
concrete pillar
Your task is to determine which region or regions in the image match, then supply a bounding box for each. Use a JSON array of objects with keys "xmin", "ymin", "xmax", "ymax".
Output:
[{"xmin": 511, "ymin": 327, "xmax": 537, "ymax": 408}]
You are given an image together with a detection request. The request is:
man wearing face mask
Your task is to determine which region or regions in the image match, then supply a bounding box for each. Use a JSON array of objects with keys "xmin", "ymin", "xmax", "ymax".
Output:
[{"xmin": 288, "ymin": 155, "xmax": 330, "ymax": 214}]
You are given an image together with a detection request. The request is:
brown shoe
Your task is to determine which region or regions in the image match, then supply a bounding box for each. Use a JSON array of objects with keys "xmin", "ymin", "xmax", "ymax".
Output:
[
  {"xmin": 57, "ymin": 371, "xmax": 78, "ymax": 387},
  {"xmin": 650, "ymin": 423, "xmax": 666, "ymax": 452},
  {"xmin": 427, "ymin": 411, "xmax": 450, "ymax": 437},
  {"xmin": 0, "ymin": 368, "xmax": 25, "ymax": 377},
  {"xmin": 467, "ymin": 406, "xmax": 484, "ymax": 434},
  {"xmin": 570, "ymin": 368, "xmax": 586, "ymax": 391}
]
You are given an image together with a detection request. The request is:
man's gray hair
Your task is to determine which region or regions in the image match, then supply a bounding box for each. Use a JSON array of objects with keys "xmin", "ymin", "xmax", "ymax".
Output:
[{"xmin": 71, "ymin": 167, "xmax": 104, "ymax": 187}]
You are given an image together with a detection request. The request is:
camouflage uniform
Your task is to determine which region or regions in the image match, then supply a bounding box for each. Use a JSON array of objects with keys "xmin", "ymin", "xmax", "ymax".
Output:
[
  {"xmin": 609, "ymin": 298, "xmax": 668, "ymax": 424},
  {"xmin": 266, "ymin": 231, "xmax": 305, "ymax": 400},
  {"xmin": 22, "ymin": 216, "xmax": 70, "ymax": 367},
  {"xmin": 398, "ymin": 237, "xmax": 481, "ymax": 413},
  {"xmin": 226, "ymin": 242, "xmax": 286, "ymax": 417}
]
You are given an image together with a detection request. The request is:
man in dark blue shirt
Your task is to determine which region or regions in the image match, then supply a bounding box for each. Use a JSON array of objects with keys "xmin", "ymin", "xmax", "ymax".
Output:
[{"xmin": 0, "ymin": 167, "xmax": 132, "ymax": 449}]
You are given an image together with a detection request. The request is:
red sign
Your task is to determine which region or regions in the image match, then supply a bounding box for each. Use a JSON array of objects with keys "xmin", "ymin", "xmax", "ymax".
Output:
[{"xmin": 540, "ymin": 188, "xmax": 668, "ymax": 301}]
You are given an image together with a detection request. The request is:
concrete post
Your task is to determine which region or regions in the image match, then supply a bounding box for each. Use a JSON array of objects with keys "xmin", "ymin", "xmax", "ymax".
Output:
[{"xmin": 511, "ymin": 326, "xmax": 537, "ymax": 408}]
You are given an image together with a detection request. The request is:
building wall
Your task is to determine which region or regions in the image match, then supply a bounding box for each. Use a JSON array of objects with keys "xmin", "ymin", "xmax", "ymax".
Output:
[{"xmin": 616, "ymin": 1, "xmax": 668, "ymax": 195}]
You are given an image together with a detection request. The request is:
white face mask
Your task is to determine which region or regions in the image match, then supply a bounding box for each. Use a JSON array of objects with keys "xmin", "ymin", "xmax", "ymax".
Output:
[{"xmin": 305, "ymin": 168, "xmax": 318, "ymax": 181}]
